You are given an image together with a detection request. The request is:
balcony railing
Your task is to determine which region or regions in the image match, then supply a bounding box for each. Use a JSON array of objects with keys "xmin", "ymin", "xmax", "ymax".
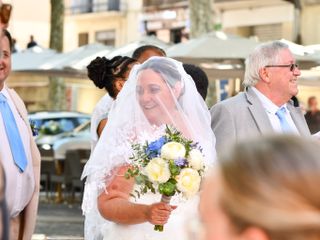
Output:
[
  {"xmin": 66, "ymin": 0, "xmax": 122, "ymax": 15},
  {"xmin": 143, "ymin": 0, "xmax": 187, "ymax": 8}
]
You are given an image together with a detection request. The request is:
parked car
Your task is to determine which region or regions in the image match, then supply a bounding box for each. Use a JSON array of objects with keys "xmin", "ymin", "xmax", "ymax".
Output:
[
  {"xmin": 29, "ymin": 111, "xmax": 90, "ymax": 136},
  {"xmin": 53, "ymin": 120, "xmax": 91, "ymax": 160},
  {"xmin": 29, "ymin": 111, "xmax": 90, "ymax": 160},
  {"xmin": 37, "ymin": 120, "xmax": 91, "ymax": 161}
]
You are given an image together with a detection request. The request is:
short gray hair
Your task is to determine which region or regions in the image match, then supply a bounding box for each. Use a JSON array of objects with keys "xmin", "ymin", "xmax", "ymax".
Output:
[{"xmin": 243, "ymin": 41, "xmax": 289, "ymax": 87}]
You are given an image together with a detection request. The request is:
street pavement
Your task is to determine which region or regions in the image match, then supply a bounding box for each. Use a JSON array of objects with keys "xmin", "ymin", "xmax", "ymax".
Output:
[{"xmin": 33, "ymin": 196, "xmax": 84, "ymax": 240}]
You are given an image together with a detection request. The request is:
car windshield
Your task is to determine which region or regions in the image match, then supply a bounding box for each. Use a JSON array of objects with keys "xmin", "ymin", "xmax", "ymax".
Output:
[{"xmin": 73, "ymin": 120, "xmax": 90, "ymax": 133}]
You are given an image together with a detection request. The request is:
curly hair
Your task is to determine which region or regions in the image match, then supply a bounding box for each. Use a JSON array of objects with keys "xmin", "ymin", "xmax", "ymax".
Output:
[{"xmin": 87, "ymin": 56, "xmax": 137, "ymax": 98}]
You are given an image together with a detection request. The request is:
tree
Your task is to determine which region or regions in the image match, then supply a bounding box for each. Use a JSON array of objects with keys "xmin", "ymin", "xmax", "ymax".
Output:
[
  {"xmin": 189, "ymin": 0, "xmax": 214, "ymax": 38},
  {"xmin": 189, "ymin": 0, "xmax": 217, "ymax": 105},
  {"xmin": 49, "ymin": 0, "xmax": 66, "ymax": 110},
  {"xmin": 50, "ymin": 0, "xmax": 64, "ymax": 52}
]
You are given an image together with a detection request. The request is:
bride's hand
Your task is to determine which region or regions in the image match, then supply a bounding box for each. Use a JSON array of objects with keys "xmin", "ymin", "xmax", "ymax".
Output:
[{"xmin": 146, "ymin": 202, "xmax": 177, "ymax": 225}]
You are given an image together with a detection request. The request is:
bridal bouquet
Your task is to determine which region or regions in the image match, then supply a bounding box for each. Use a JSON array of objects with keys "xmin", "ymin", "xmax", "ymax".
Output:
[{"xmin": 125, "ymin": 125, "xmax": 205, "ymax": 231}]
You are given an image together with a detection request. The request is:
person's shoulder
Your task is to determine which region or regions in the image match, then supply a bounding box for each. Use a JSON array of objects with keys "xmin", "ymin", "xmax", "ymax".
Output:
[
  {"xmin": 92, "ymin": 95, "xmax": 113, "ymax": 115},
  {"xmin": 212, "ymin": 92, "xmax": 246, "ymax": 108},
  {"xmin": 7, "ymin": 88, "xmax": 24, "ymax": 103},
  {"xmin": 7, "ymin": 88, "xmax": 29, "ymax": 114},
  {"xmin": 210, "ymin": 93, "xmax": 248, "ymax": 120}
]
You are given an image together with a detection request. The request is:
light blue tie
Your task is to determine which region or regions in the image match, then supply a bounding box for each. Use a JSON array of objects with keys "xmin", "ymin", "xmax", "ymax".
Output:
[
  {"xmin": 0, "ymin": 93, "xmax": 28, "ymax": 172},
  {"xmin": 275, "ymin": 107, "xmax": 292, "ymax": 133}
]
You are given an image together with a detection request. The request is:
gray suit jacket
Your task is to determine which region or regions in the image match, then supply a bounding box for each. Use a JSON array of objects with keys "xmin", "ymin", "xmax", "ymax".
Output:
[
  {"xmin": 1, "ymin": 87, "xmax": 41, "ymax": 240},
  {"xmin": 210, "ymin": 87, "xmax": 311, "ymax": 155}
]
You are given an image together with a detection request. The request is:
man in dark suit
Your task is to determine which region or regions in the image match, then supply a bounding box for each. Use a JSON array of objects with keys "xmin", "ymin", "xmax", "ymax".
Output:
[{"xmin": 210, "ymin": 40, "xmax": 310, "ymax": 155}]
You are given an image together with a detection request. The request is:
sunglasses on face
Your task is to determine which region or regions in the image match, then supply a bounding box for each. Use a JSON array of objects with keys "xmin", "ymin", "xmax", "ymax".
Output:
[
  {"xmin": 0, "ymin": 3, "xmax": 12, "ymax": 25},
  {"xmin": 264, "ymin": 63, "xmax": 299, "ymax": 72}
]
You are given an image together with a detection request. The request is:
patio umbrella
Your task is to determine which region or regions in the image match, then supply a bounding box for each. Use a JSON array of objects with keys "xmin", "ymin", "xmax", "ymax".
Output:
[
  {"xmin": 279, "ymin": 39, "xmax": 320, "ymax": 69},
  {"xmin": 12, "ymin": 46, "xmax": 57, "ymax": 71},
  {"xmin": 166, "ymin": 31, "xmax": 259, "ymax": 63},
  {"xmin": 39, "ymin": 43, "xmax": 114, "ymax": 71}
]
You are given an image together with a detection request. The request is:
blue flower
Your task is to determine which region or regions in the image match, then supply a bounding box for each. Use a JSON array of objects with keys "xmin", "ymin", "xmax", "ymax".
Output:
[
  {"xmin": 174, "ymin": 157, "xmax": 187, "ymax": 167},
  {"xmin": 146, "ymin": 136, "xmax": 167, "ymax": 158}
]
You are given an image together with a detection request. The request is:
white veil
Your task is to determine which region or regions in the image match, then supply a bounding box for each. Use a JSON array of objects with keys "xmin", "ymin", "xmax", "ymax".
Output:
[{"xmin": 81, "ymin": 57, "xmax": 216, "ymax": 239}]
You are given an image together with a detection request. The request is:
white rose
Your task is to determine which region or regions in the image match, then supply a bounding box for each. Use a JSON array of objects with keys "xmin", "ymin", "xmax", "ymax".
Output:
[
  {"xmin": 144, "ymin": 157, "xmax": 170, "ymax": 183},
  {"xmin": 176, "ymin": 168, "xmax": 201, "ymax": 197},
  {"xmin": 161, "ymin": 142, "xmax": 186, "ymax": 160},
  {"xmin": 187, "ymin": 149, "xmax": 204, "ymax": 170}
]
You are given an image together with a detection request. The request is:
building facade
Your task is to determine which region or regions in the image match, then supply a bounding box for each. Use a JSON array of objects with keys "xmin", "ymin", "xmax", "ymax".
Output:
[
  {"xmin": 64, "ymin": 0, "xmax": 143, "ymax": 51},
  {"xmin": 8, "ymin": 0, "xmax": 143, "ymax": 113},
  {"xmin": 214, "ymin": 0, "xmax": 300, "ymax": 42},
  {"xmin": 142, "ymin": 0, "xmax": 189, "ymax": 43},
  {"xmin": 9, "ymin": 0, "xmax": 143, "ymax": 52},
  {"xmin": 301, "ymin": 0, "xmax": 320, "ymax": 45}
]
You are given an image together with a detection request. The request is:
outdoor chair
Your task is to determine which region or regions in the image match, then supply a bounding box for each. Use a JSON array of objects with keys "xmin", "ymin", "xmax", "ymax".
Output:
[
  {"xmin": 64, "ymin": 149, "xmax": 87, "ymax": 203},
  {"xmin": 40, "ymin": 159, "xmax": 57, "ymax": 201}
]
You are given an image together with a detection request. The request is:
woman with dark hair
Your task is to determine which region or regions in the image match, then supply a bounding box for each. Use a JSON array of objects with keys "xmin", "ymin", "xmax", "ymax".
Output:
[{"xmin": 87, "ymin": 56, "xmax": 137, "ymax": 150}]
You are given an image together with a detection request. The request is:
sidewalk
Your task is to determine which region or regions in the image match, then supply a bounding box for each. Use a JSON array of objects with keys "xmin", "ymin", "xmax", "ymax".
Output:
[{"xmin": 33, "ymin": 199, "xmax": 84, "ymax": 240}]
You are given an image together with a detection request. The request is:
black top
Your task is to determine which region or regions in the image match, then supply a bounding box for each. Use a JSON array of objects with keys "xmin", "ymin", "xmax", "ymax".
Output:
[{"xmin": 305, "ymin": 110, "xmax": 320, "ymax": 134}]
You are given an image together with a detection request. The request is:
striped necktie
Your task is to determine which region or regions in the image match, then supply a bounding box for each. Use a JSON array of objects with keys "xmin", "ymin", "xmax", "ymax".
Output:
[{"xmin": 0, "ymin": 93, "xmax": 28, "ymax": 172}]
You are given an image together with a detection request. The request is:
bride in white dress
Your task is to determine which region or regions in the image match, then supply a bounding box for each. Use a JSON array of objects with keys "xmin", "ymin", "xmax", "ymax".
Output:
[{"xmin": 81, "ymin": 57, "xmax": 216, "ymax": 240}]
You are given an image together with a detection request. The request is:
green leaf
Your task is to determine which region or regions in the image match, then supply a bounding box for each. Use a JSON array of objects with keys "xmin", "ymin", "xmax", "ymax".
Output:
[
  {"xmin": 169, "ymin": 160, "xmax": 180, "ymax": 176},
  {"xmin": 134, "ymin": 190, "xmax": 141, "ymax": 199},
  {"xmin": 129, "ymin": 193, "xmax": 136, "ymax": 200},
  {"xmin": 124, "ymin": 172, "xmax": 130, "ymax": 179},
  {"xmin": 135, "ymin": 175, "xmax": 145, "ymax": 184},
  {"xmin": 158, "ymin": 181, "xmax": 176, "ymax": 196}
]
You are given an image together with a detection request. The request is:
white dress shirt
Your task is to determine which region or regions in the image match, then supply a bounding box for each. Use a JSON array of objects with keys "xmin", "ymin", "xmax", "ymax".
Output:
[
  {"xmin": 252, "ymin": 87, "xmax": 299, "ymax": 134},
  {"xmin": 0, "ymin": 87, "xmax": 35, "ymax": 217}
]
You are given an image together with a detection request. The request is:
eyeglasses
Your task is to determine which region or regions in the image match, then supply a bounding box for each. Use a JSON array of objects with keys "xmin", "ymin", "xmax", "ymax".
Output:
[
  {"xmin": 264, "ymin": 63, "xmax": 299, "ymax": 72},
  {"xmin": 0, "ymin": 3, "xmax": 12, "ymax": 25}
]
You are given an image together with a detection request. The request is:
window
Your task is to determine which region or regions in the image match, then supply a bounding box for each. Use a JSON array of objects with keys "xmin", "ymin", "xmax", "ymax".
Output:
[
  {"xmin": 108, "ymin": 0, "xmax": 120, "ymax": 11},
  {"xmin": 70, "ymin": 0, "xmax": 93, "ymax": 14},
  {"xmin": 95, "ymin": 30, "xmax": 115, "ymax": 46},
  {"xmin": 78, "ymin": 32, "xmax": 89, "ymax": 46}
]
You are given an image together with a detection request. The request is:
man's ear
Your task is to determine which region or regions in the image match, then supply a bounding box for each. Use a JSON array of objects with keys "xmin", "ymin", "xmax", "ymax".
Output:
[
  {"xmin": 259, "ymin": 67, "xmax": 270, "ymax": 83},
  {"xmin": 240, "ymin": 227, "xmax": 269, "ymax": 240}
]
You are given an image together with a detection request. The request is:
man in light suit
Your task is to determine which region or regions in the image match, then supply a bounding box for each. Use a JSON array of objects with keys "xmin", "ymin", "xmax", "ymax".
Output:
[
  {"xmin": 210, "ymin": 40, "xmax": 310, "ymax": 155},
  {"xmin": 0, "ymin": 29, "xmax": 40, "ymax": 239}
]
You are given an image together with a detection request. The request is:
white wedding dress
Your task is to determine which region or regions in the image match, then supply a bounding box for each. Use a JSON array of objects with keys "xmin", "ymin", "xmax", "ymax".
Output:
[
  {"xmin": 82, "ymin": 57, "xmax": 216, "ymax": 240},
  {"xmin": 101, "ymin": 192, "xmax": 199, "ymax": 240}
]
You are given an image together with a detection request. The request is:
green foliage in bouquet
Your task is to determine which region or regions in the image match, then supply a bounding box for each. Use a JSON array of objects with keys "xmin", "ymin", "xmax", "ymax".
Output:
[
  {"xmin": 125, "ymin": 125, "xmax": 205, "ymax": 231},
  {"xmin": 125, "ymin": 125, "xmax": 205, "ymax": 200}
]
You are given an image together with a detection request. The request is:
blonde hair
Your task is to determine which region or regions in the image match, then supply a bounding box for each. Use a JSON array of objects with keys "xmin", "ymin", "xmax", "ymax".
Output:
[{"xmin": 219, "ymin": 135, "xmax": 320, "ymax": 240}]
